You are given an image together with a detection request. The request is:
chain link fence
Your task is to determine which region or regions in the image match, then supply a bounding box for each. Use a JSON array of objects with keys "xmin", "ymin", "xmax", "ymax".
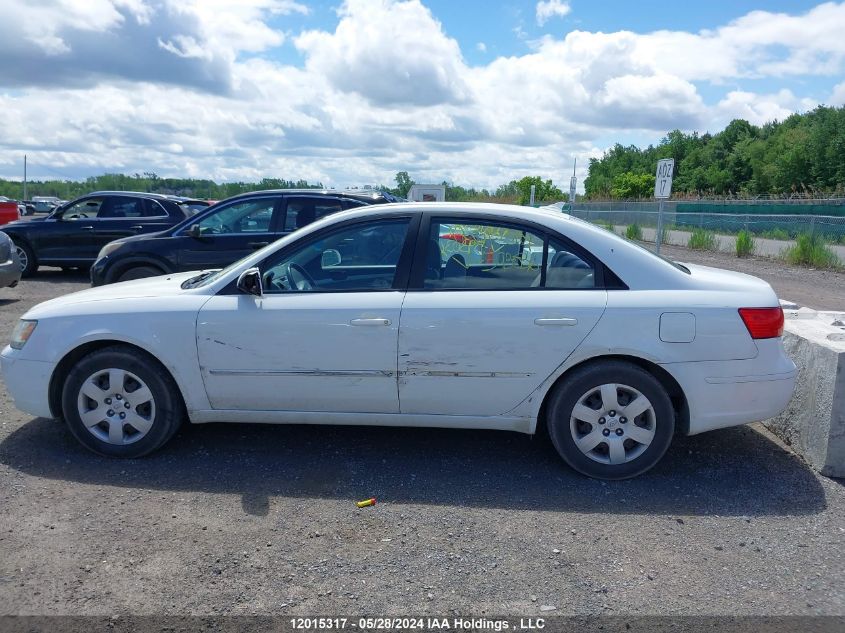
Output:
[{"xmin": 564, "ymin": 201, "xmax": 845, "ymax": 243}]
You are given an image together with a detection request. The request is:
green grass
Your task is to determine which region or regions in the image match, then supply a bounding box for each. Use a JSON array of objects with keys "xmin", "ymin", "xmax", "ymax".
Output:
[
  {"xmin": 782, "ymin": 233, "xmax": 842, "ymax": 269},
  {"xmin": 687, "ymin": 228, "xmax": 718, "ymax": 251},
  {"xmin": 593, "ymin": 219, "xmax": 615, "ymax": 232},
  {"xmin": 761, "ymin": 228, "xmax": 791, "ymax": 241},
  {"xmin": 735, "ymin": 229, "xmax": 756, "ymax": 258},
  {"xmin": 625, "ymin": 223, "xmax": 643, "ymax": 240}
]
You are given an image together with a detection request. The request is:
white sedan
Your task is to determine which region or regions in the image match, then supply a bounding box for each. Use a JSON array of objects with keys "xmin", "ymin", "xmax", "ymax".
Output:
[{"xmin": 0, "ymin": 203, "xmax": 796, "ymax": 479}]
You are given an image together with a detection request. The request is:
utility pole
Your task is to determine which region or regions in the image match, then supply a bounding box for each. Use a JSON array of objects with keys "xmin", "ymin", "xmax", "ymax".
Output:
[
  {"xmin": 569, "ymin": 158, "xmax": 577, "ymax": 211},
  {"xmin": 23, "ymin": 155, "xmax": 27, "ymax": 201}
]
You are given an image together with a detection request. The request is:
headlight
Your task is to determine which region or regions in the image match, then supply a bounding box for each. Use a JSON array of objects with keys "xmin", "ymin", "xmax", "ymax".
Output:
[
  {"xmin": 97, "ymin": 242, "xmax": 122, "ymax": 260},
  {"xmin": 10, "ymin": 320, "xmax": 37, "ymax": 350}
]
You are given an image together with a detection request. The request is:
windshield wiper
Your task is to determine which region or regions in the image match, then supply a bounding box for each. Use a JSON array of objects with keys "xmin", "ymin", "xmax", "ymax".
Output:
[{"xmin": 181, "ymin": 270, "xmax": 216, "ymax": 289}]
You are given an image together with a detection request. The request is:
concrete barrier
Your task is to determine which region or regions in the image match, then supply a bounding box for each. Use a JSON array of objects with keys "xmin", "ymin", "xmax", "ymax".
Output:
[{"xmin": 763, "ymin": 303, "xmax": 845, "ymax": 477}]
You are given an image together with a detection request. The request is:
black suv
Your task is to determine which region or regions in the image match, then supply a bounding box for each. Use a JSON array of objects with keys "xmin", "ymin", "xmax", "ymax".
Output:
[
  {"xmin": 90, "ymin": 189, "xmax": 401, "ymax": 286},
  {"xmin": 4, "ymin": 191, "xmax": 208, "ymax": 276}
]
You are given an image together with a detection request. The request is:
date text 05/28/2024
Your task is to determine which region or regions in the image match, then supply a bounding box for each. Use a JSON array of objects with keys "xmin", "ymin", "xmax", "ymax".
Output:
[{"xmin": 289, "ymin": 618, "xmax": 548, "ymax": 631}]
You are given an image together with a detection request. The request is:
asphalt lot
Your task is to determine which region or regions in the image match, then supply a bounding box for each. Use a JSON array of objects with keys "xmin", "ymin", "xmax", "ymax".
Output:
[{"xmin": 0, "ymin": 267, "xmax": 843, "ymax": 617}]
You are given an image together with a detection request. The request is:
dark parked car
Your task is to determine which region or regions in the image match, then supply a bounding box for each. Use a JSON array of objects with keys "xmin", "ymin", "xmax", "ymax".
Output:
[
  {"xmin": 3, "ymin": 191, "xmax": 202, "ymax": 277},
  {"xmin": 0, "ymin": 231, "xmax": 21, "ymax": 288},
  {"xmin": 90, "ymin": 189, "xmax": 401, "ymax": 285}
]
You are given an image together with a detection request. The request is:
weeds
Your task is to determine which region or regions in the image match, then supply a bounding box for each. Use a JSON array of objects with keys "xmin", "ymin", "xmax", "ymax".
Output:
[
  {"xmin": 782, "ymin": 233, "xmax": 842, "ymax": 269},
  {"xmin": 625, "ymin": 223, "xmax": 643, "ymax": 240},
  {"xmin": 687, "ymin": 228, "xmax": 718, "ymax": 251},
  {"xmin": 735, "ymin": 229, "xmax": 755, "ymax": 257},
  {"xmin": 761, "ymin": 228, "xmax": 790, "ymax": 241}
]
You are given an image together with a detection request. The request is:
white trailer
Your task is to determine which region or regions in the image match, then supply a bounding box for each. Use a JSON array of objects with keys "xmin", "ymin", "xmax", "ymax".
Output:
[{"xmin": 407, "ymin": 184, "xmax": 446, "ymax": 202}]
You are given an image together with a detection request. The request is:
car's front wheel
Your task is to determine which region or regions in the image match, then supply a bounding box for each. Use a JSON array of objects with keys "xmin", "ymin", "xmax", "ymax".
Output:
[
  {"xmin": 61, "ymin": 346, "xmax": 184, "ymax": 458},
  {"xmin": 546, "ymin": 360, "xmax": 675, "ymax": 479},
  {"xmin": 13, "ymin": 241, "xmax": 36, "ymax": 277},
  {"xmin": 117, "ymin": 265, "xmax": 164, "ymax": 283}
]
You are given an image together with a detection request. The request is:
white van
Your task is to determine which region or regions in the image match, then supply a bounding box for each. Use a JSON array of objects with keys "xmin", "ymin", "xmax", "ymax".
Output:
[{"xmin": 407, "ymin": 184, "xmax": 446, "ymax": 202}]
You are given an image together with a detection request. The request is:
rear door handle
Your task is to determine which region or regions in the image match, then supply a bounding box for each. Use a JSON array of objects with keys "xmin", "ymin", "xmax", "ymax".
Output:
[
  {"xmin": 80, "ymin": 225, "xmax": 94, "ymax": 231},
  {"xmin": 350, "ymin": 318, "xmax": 391, "ymax": 327},
  {"xmin": 130, "ymin": 225, "xmax": 144, "ymax": 231},
  {"xmin": 248, "ymin": 241, "xmax": 269, "ymax": 249},
  {"xmin": 534, "ymin": 317, "xmax": 578, "ymax": 326}
]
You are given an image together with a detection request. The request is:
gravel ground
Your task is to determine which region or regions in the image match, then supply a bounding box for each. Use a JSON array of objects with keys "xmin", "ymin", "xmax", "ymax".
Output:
[{"xmin": 0, "ymin": 265, "xmax": 843, "ymax": 617}]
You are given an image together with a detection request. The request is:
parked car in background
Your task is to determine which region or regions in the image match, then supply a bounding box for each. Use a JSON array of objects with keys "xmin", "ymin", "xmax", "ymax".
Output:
[
  {"xmin": 2, "ymin": 191, "xmax": 196, "ymax": 276},
  {"xmin": 90, "ymin": 189, "xmax": 401, "ymax": 285},
  {"xmin": 1, "ymin": 203, "xmax": 795, "ymax": 479},
  {"xmin": 31, "ymin": 196, "xmax": 64, "ymax": 214},
  {"xmin": 172, "ymin": 197, "xmax": 212, "ymax": 216},
  {"xmin": 0, "ymin": 199, "xmax": 19, "ymax": 225},
  {"xmin": 0, "ymin": 231, "xmax": 21, "ymax": 288}
]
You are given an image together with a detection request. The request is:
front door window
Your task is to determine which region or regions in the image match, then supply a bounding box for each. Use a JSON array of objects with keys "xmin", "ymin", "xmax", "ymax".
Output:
[
  {"xmin": 262, "ymin": 218, "xmax": 411, "ymax": 292},
  {"xmin": 195, "ymin": 199, "xmax": 276, "ymax": 235}
]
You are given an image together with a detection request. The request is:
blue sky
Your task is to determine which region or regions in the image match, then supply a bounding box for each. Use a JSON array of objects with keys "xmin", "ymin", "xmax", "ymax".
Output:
[{"xmin": 0, "ymin": 0, "xmax": 843, "ymax": 190}]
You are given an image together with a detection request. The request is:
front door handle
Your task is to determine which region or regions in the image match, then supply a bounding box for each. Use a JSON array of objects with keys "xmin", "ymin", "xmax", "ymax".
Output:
[
  {"xmin": 534, "ymin": 317, "xmax": 578, "ymax": 326},
  {"xmin": 80, "ymin": 225, "xmax": 94, "ymax": 231},
  {"xmin": 130, "ymin": 225, "xmax": 144, "ymax": 231},
  {"xmin": 350, "ymin": 318, "xmax": 391, "ymax": 326},
  {"xmin": 248, "ymin": 241, "xmax": 270, "ymax": 249}
]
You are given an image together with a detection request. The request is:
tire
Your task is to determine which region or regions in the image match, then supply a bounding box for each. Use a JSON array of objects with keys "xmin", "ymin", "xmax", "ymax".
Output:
[
  {"xmin": 61, "ymin": 345, "xmax": 184, "ymax": 458},
  {"xmin": 117, "ymin": 265, "xmax": 164, "ymax": 283},
  {"xmin": 13, "ymin": 241, "xmax": 37, "ymax": 277},
  {"xmin": 546, "ymin": 360, "xmax": 675, "ymax": 480}
]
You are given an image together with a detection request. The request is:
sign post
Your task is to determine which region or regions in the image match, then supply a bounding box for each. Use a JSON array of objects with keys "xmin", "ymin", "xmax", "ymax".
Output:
[{"xmin": 654, "ymin": 158, "xmax": 674, "ymax": 255}]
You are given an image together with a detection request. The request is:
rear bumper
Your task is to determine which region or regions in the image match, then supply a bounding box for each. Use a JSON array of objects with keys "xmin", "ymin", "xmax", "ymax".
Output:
[
  {"xmin": 662, "ymin": 338, "xmax": 797, "ymax": 435},
  {"xmin": 0, "ymin": 346, "xmax": 54, "ymax": 418}
]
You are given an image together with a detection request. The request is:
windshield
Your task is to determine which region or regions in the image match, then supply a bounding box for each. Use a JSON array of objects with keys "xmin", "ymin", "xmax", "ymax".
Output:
[{"xmin": 183, "ymin": 238, "xmax": 281, "ymax": 289}]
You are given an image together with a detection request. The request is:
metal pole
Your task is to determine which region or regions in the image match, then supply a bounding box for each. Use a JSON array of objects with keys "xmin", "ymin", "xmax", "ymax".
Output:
[
  {"xmin": 529, "ymin": 184, "xmax": 535, "ymax": 207},
  {"xmin": 655, "ymin": 199, "xmax": 665, "ymax": 255},
  {"xmin": 23, "ymin": 155, "xmax": 27, "ymax": 200}
]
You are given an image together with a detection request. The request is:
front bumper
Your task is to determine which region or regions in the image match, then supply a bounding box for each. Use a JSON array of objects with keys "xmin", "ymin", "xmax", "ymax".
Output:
[
  {"xmin": 89, "ymin": 256, "xmax": 109, "ymax": 286},
  {"xmin": 0, "ymin": 254, "xmax": 21, "ymax": 288},
  {"xmin": 0, "ymin": 346, "xmax": 55, "ymax": 418}
]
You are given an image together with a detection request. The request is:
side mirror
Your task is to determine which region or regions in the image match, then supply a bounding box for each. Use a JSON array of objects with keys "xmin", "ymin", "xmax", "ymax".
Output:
[
  {"xmin": 321, "ymin": 249, "xmax": 342, "ymax": 268},
  {"xmin": 236, "ymin": 267, "xmax": 263, "ymax": 297},
  {"xmin": 186, "ymin": 224, "xmax": 202, "ymax": 238}
]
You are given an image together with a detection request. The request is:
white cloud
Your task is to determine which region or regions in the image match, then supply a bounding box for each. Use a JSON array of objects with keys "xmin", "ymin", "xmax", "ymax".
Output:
[
  {"xmin": 831, "ymin": 81, "xmax": 845, "ymax": 106},
  {"xmin": 536, "ymin": 0, "xmax": 571, "ymax": 26},
  {"xmin": 0, "ymin": 0, "xmax": 843, "ymax": 192},
  {"xmin": 476, "ymin": 42, "xmax": 487, "ymax": 53},
  {"xmin": 295, "ymin": 0, "xmax": 469, "ymax": 107},
  {"xmin": 715, "ymin": 89, "xmax": 820, "ymax": 127}
]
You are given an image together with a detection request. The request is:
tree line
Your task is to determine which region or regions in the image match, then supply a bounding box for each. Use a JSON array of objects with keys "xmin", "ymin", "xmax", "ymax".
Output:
[
  {"xmin": 584, "ymin": 105, "xmax": 845, "ymax": 199},
  {"xmin": 0, "ymin": 170, "xmax": 565, "ymax": 206},
  {"xmin": 0, "ymin": 173, "xmax": 324, "ymax": 202}
]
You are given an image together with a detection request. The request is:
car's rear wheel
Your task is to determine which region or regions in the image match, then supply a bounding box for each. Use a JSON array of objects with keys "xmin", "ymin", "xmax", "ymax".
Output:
[
  {"xmin": 117, "ymin": 265, "xmax": 164, "ymax": 283},
  {"xmin": 546, "ymin": 360, "xmax": 674, "ymax": 479},
  {"xmin": 13, "ymin": 241, "xmax": 36, "ymax": 277},
  {"xmin": 61, "ymin": 346, "xmax": 184, "ymax": 458}
]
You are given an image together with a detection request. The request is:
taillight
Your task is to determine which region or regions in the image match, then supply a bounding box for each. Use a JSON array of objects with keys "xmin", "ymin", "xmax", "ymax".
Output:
[{"xmin": 738, "ymin": 307, "xmax": 784, "ymax": 339}]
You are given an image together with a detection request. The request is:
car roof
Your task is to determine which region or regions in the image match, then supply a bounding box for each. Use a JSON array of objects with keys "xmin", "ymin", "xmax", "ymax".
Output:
[
  {"xmin": 84, "ymin": 191, "xmax": 186, "ymax": 201},
  {"xmin": 222, "ymin": 189, "xmax": 400, "ymax": 203}
]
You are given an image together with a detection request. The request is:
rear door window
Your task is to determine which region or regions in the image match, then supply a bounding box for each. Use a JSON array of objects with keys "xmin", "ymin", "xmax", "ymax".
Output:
[{"xmin": 284, "ymin": 198, "xmax": 346, "ymax": 232}]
